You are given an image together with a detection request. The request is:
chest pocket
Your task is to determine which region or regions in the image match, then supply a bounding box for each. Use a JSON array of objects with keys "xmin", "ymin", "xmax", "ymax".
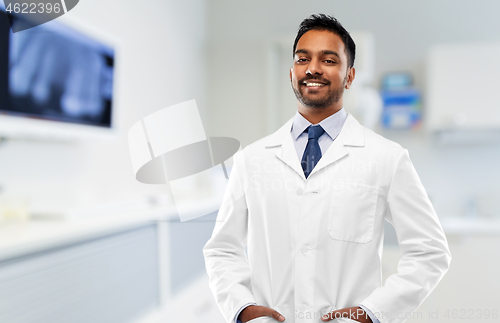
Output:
[{"xmin": 328, "ymin": 184, "xmax": 379, "ymax": 243}]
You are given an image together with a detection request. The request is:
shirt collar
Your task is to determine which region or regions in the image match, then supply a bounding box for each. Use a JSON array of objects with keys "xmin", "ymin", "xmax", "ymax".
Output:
[{"xmin": 291, "ymin": 107, "xmax": 348, "ymax": 141}]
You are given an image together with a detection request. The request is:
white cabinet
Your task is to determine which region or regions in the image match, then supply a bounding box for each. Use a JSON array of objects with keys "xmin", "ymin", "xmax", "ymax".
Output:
[
  {"xmin": 0, "ymin": 207, "xmax": 220, "ymax": 323},
  {"xmin": 426, "ymin": 42, "xmax": 500, "ymax": 143},
  {"xmin": 0, "ymin": 224, "xmax": 159, "ymax": 323}
]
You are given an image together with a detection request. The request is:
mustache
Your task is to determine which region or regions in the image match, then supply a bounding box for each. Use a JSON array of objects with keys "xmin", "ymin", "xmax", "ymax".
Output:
[{"xmin": 300, "ymin": 76, "xmax": 330, "ymax": 85}]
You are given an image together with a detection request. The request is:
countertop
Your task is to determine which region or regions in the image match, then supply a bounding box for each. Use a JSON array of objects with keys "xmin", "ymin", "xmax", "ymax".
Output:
[{"xmin": 0, "ymin": 204, "xmax": 179, "ymax": 262}]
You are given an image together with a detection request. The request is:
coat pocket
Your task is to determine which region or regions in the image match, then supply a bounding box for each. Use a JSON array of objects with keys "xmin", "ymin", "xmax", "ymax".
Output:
[{"xmin": 328, "ymin": 184, "xmax": 379, "ymax": 243}]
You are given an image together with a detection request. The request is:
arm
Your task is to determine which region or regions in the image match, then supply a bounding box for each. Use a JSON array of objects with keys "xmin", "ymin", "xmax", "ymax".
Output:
[
  {"xmin": 358, "ymin": 304, "xmax": 380, "ymax": 323},
  {"xmin": 358, "ymin": 148, "xmax": 452, "ymax": 323},
  {"xmin": 203, "ymin": 151, "xmax": 287, "ymax": 323},
  {"xmin": 202, "ymin": 151, "xmax": 256, "ymax": 322},
  {"xmin": 235, "ymin": 303, "xmax": 256, "ymax": 323}
]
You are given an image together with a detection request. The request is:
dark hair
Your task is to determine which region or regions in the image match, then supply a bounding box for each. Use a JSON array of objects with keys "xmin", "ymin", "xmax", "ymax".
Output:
[{"xmin": 293, "ymin": 14, "xmax": 356, "ymax": 68}]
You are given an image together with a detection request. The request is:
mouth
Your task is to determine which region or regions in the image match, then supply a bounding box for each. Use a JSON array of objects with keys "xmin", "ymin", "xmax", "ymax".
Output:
[{"xmin": 302, "ymin": 80, "xmax": 328, "ymax": 89}]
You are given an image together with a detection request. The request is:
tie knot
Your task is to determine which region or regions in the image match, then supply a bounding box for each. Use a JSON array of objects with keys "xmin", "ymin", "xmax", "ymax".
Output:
[{"xmin": 307, "ymin": 125, "xmax": 325, "ymax": 141}]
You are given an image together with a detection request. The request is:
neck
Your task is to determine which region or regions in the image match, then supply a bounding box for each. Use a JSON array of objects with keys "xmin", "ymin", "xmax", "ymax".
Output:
[{"xmin": 297, "ymin": 101, "xmax": 343, "ymax": 124}]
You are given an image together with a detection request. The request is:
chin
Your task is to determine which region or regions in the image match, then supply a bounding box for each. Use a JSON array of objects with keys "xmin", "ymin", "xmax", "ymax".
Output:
[{"xmin": 303, "ymin": 97, "xmax": 331, "ymax": 107}]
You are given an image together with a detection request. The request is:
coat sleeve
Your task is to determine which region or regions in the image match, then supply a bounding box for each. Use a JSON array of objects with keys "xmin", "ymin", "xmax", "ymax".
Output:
[
  {"xmin": 203, "ymin": 151, "xmax": 256, "ymax": 323},
  {"xmin": 359, "ymin": 148, "xmax": 452, "ymax": 323}
]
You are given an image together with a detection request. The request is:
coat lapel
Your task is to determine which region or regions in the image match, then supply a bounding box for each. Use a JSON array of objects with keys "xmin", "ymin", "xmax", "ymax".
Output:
[
  {"xmin": 308, "ymin": 113, "xmax": 365, "ymax": 177},
  {"xmin": 264, "ymin": 116, "xmax": 306, "ymax": 180},
  {"xmin": 264, "ymin": 113, "xmax": 365, "ymax": 181}
]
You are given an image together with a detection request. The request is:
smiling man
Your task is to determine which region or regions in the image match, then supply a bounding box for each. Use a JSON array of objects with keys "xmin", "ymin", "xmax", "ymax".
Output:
[
  {"xmin": 290, "ymin": 29, "xmax": 354, "ymax": 118},
  {"xmin": 204, "ymin": 14, "xmax": 451, "ymax": 323}
]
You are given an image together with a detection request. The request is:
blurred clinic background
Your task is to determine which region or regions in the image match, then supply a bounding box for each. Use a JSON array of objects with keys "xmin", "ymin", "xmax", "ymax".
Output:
[{"xmin": 1, "ymin": 0, "xmax": 500, "ymax": 322}]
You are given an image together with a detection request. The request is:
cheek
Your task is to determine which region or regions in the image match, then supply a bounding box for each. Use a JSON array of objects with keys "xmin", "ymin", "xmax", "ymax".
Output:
[
  {"xmin": 328, "ymin": 72, "xmax": 344, "ymax": 84},
  {"xmin": 291, "ymin": 67, "xmax": 305, "ymax": 82}
]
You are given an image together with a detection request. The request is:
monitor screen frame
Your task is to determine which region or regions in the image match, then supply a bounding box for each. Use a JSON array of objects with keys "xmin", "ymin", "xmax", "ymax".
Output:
[{"xmin": 0, "ymin": 4, "xmax": 121, "ymax": 142}]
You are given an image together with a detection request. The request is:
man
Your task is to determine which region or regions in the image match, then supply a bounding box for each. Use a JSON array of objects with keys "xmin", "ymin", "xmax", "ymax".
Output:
[{"xmin": 203, "ymin": 14, "xmax": 451, "ymax": 323}]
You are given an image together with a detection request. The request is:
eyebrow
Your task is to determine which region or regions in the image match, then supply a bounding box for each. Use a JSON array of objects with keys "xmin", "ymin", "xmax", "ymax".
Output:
[{"xmin": 294, "ymin": 49, "xmax": 340, "ymax": 59}]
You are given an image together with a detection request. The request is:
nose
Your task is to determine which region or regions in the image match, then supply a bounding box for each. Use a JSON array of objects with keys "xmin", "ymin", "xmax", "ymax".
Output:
[{"xmin": 306, "ymin": 58, "xmax": 323, "ymax": 75}]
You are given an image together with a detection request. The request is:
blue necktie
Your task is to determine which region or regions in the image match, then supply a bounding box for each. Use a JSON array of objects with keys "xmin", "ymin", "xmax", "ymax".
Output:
[{"xmin": 301, "ymin": 124, "xmax": 325, "ymax": 178}]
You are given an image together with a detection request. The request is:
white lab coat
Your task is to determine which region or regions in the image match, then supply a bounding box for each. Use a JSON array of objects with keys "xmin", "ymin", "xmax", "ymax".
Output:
[{"xmin": 203, "ymin": 113, "xmax": 451, "ymax": 323}]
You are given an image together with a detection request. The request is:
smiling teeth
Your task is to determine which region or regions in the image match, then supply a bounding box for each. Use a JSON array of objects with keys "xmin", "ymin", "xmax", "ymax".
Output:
[{"xmin": 306, "ymin": 83, "xmax": 325, "ymax": 87}]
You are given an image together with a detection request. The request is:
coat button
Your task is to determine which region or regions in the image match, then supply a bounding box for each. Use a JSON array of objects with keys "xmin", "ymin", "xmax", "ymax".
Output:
[
  {"xmin": 296, "ymin": 188, "xmax": 304, "ymax": 195},
  {"xmin": 301, "ymin": 246, "xmax": 309, "ymax": 253}
]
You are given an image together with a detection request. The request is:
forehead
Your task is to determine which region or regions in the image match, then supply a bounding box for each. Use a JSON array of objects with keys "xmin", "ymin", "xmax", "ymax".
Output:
[{"xmin": 295, "ymin": 29, "xmax": 346, "ymax": 56}]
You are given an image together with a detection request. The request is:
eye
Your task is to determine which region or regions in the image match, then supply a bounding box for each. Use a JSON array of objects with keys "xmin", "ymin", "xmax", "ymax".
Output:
[
  {"xmin": 296, "ymin": 58, "xmax": 309, "ymax": 63},
  {"xmin": 324, "ymin": 59, "xmax": 336, "ymax": 64}
]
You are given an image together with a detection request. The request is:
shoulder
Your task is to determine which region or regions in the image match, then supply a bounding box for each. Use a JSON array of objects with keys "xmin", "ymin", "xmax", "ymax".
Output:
[
  {"xmin": 357, "ymin": 126, "xmax": 412, "ymax": 180},
  {"xmin": 362, "ymin": 125, "xmax": 406, "ymax": 156},
  {"xmin": 232, "ymin": 133, "xmax": 277, "ymax": 167},
  {"xmin": 243, "ymin": 132, "xmax": 276, "ymax": 152},
  {"xmin": 342, "ymin": 112, "xmax": 406, "ymax": 159},
  {"xmin": 237, "ymin": 118, "xmax": 293, "ymax": 160}
]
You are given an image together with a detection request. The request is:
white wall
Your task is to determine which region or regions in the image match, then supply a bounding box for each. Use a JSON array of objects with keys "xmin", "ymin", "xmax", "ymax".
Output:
[{"xmin": 0, "ymin": 0, "xmax": 208, "ymax": 212}]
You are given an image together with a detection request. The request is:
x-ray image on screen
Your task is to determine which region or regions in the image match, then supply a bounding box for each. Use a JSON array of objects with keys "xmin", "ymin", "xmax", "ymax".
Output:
[{"xmin": 0, "ymin": 8, "xmax": 114, "ymax": 128}]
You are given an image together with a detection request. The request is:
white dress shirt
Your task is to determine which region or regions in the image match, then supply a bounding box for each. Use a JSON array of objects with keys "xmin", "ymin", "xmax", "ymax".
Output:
[{"xmin": 290, "ymin": 107, "xmax": 347, "ymax": 162}]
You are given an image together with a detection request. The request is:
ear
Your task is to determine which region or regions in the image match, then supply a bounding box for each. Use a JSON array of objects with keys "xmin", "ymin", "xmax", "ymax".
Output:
[
  {"xmin": 289, "ymin": 67, "xmax": 293, "ymax": 82},
  {"xmin": 345, "ymin": 67, "xmax": 356, "ymax": 89}
]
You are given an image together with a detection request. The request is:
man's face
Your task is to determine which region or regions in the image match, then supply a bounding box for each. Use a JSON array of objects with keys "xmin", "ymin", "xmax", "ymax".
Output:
[{"xmin": 290, "ymin": 29, "xmax": 354, "ymax": 109}]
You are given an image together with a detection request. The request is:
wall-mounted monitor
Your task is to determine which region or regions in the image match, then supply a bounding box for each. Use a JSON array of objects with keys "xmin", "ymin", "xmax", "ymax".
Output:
[{"xmin": 0, "ymin": 4, "xmax": 118, "ymax": 142}]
